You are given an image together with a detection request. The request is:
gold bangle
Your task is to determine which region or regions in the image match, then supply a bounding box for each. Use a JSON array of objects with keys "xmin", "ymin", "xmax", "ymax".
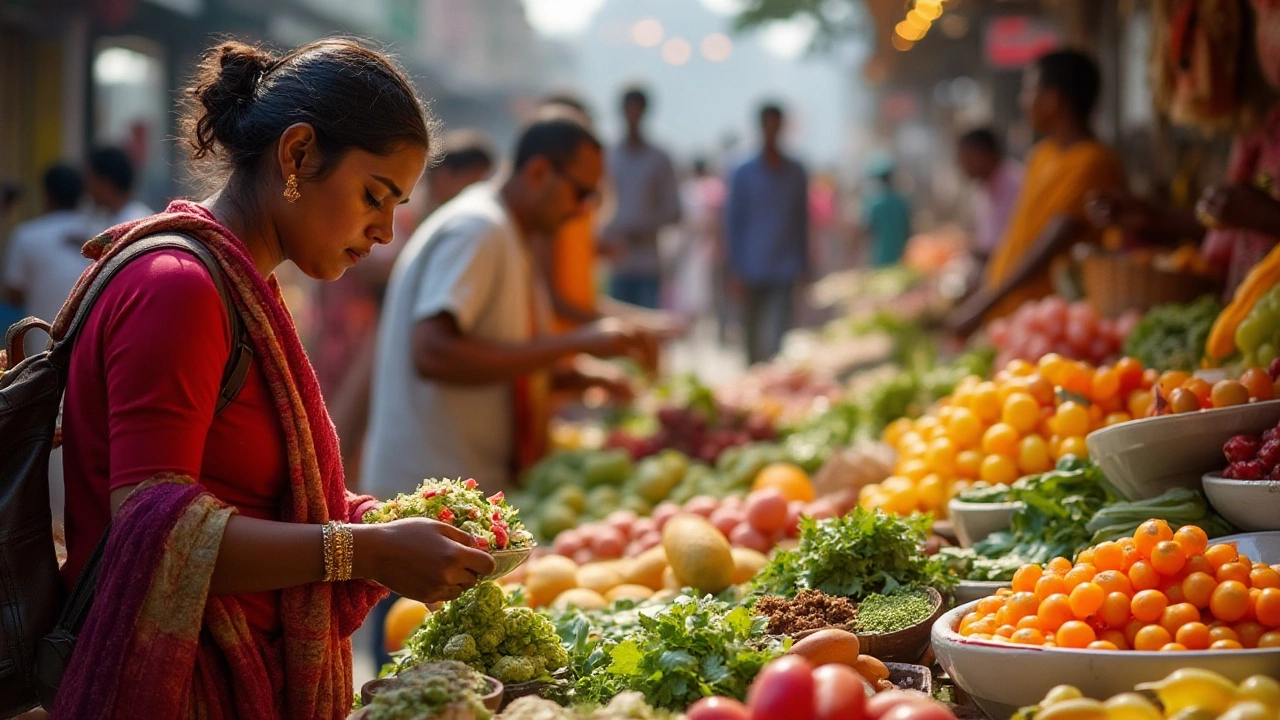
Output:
[{"xmin": 322, "ymin": 521, "xmax": 355, "ymax": 582}]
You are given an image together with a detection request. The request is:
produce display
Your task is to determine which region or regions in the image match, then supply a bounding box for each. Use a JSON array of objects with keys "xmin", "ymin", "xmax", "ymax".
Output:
[
  {"xmin": 716, "ymin": 365, "xmax": 845, "ymax": 425},
  {"xmin": 1208, "ymin": 243, "xmax": 1280, "ymax": 363},
  {"xmin": 854, "ymin": 588, "xmax": 938, "ymax": 634},
  {"xmin": 986, "ymin": 297, "xmax": 1139, "ymax": 368},
  {"xmin": 360, "ymin": 661, "xmax": 492, "ymax": 720},
  {"xmin": 866, "ymin": 355, "xmax": 1157, "ymax": 516},
  {"xmin": 500, "ymin": 692, "xmax": 678, "ymax": 720},
  {"xmin": 955, "ymin": 520, "xmax": 1280, "ymax": 650},
  {"xmin": 1147, "ymin": 364, "xmax": 1279, "ymax": 416},
  {"xmin": 1123, "ymin": 296, "xmax": 1221, "ymax": 373},
  {"xmin": 605, "ymin": 378, "xmax": 777, "ymax": 464},
  {"xmin": 402, "ymin": 582, "xmax": 569, "ymax": 684},
  {"xmin": 1019, "ymin": 670, "xmax": 1280, "ymax": 720},
  {"xmin": 364, "ymin": 478, "xmax": 533, "ymax": 551},
  {"xmin": 1223, "ymin": 414, "xmax": 1280, "ymax": 479},
  {"xmin": 754, "ymin": 590, "xmax": 859, "ymax": 635}
]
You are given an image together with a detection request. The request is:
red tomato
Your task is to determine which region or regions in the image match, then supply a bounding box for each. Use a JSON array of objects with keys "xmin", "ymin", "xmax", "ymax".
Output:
[
  {"xmin": 710, "ymin": 506, "xmax": 746, "ymax": 537},
  {"xmin": 813, "ymin": 664, "xmax": 869, "ymax": 720},
  {"xmin": 687, "ymin": 696, "xmax": 751, "ymax": 720},
  {"xmin": 730, "ymin": 524, "xmax": 772, "ymax": 553},
  {"xmin": 746, "ymin": 488, "xmax": 789, "ymax": 534},
  {"xmin": 881, "ymin": 700, "xmax": 958, "ymax": 720},
  {"xmin": 748, "ymin": 656, "xmax": 816, "ymax": 720}
]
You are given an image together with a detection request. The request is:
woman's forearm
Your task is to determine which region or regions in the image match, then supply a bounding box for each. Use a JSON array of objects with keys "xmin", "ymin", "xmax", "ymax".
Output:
[{"xmin": 208, "ymin": 514, "xmax": 327, "ymax": 595}]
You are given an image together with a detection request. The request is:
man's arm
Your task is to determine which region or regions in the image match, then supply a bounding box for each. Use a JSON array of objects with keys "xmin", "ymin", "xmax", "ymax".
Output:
[{"xmin": 948, "ymin": 214, "xmax": 1082, "ymax": 334}]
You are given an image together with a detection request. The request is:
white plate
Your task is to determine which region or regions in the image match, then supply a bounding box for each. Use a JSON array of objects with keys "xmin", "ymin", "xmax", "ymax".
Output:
[
  {"xmin": 1212, "ymin": 530, "xmax": 1280, "ymax": 564},
  {"xmin": 1086, "ymin": 400, "xmax": 1280, "ymax": 500},
  {"xmin": 1203, "ymin": 474, "xmax": 1280, "ymax": 532},
  {"xmin": 947, "ymin": 499, "xmax": 1022, "ymax": 548}
]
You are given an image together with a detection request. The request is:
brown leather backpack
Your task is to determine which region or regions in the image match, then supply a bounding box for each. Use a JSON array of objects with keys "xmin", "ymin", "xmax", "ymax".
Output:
[{"xmin": 0, "ymin": 234, "xmax": 251, "ymax": 716}]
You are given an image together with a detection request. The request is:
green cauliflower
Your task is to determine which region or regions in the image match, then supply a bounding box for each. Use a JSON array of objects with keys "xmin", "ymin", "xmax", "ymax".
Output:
[
  {"xmin": 489, "ymin": 655, "xmax": 544, "ymax": 684},
  {"xmin": 442, "ymin": 634, "xmax": 478, "ymax": 663},
  {"xmin": 476, "ymin": 625, "xmax": 505, "ymax": 654}
]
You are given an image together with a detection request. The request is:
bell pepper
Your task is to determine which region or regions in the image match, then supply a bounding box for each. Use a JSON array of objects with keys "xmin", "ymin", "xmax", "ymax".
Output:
[{"xmin": 1206, "ymin": 242, "xmax": 1280, "ymax": 360}]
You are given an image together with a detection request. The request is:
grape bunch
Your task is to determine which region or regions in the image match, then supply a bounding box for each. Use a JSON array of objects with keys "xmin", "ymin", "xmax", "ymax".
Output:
[
  {"xmin": 606, "ymin": 405, "xmax": 776, "ymax": 464},
  {"xmin": 987, "ymin": 296, "xmax": 1140, "ymax": 368}
]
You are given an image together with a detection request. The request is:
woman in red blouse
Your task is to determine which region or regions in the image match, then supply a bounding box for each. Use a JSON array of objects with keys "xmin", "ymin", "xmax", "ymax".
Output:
[{"xmin": 54, "ymin": 38, "xmax": 494, "ymax": 718}]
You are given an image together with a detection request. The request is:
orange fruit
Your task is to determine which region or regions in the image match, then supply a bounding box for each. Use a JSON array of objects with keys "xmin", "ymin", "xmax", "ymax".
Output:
[
  {"xmin": 383, "ymin": 597, "xmax": 429, "ymax": 653},
  {"xmin": 1175, "ymin": 621, "xmax": 1210, "ymax": 650},
  {"xmin": 1151, "ymin": 541, "xmax": 1188, "ymax": 576},
  {"xmin": 1235, "ymin": 621, "xmax": 1266, "ymax": 648},
  {"xmin": 995, "ymin": 624, "xmax": 1017, "ymax": 638},
  {"xmin": 1056, "ymin": 620, "xmax": 1097, "ymax": 649},
  {"xmin": 1069, "ymin": 582, "xmax": 1106, "ymax": 619},
  {"xmin": 752, "ymin": 463, "xmax": 815, "ymax": 502},
  {"xmin": 1182, "ymin": 572, "xmax": 1217, "ymax": 610},
  {"xmin": 1184, "ymin": 555, "xmax": 1214, "ymax": 578},
  {"xmin": 1259, "ymin": 631, "xmax": 1280, "ymax": 648},
  {"xmin": 1065, "ymin": 563, "xmax": 1098, "ymax": 591},
  {"xmin": 981, "ymin": 423, "xmax": 1020, "ymax": 458},
  {"xmin": 1003, "ymin": 393, "xmax": 1042, "ymax": 434},
  {"xmin": 1131, "ymin": 590, "xmax": 1167, "ymax": 623},
  {"xmin": 1159, "ymin": 642, "xmax": 1188, "ymax": 651},
  {"xmin": 1037, "ymin": 594, "xmax": 1074, "ymax": 632},
  {"xmin": 1016, "ymin": 615, "xmax": 1043, "ymax": 631},
  {"xmin": 1208, "ymin": 625, "xmax": 1240, "ymax": 644},
  {"xmin": 1251, "ymin": 566, "xmax": 1280, "ymax": 590},
  {"xmin": 1057, "ymin": 436, "xmax": 1089, "ymax": 461},
  {"xmin": 977, "ymin": 596, "xmax": 1004, "ymax": 615},
  {"xmin": 1092, "ymin": 368, "xmax": 1120, "ymax": 401},
  {"xmin": 1123, "ymin": 619, "xmax": 1146, "ymax": 647},
  {"xmin": 1211, "ymin": 581, "xmax": 1251, "ymax": 623},
  {"xmin": 1095, "ymin": 570, "xmax": 1134, "ymax": 598},
  {"xmin": 1006, "ymin": 592, "xmax": 1040, "ymax": 622},
  {"xmin": 1134, "ymin": 624, "xmax": 1173, "ymax": 651},
  {"xmin": 1128, "ymin": 561, "xmax": 1161, "ymax": 592},
  {"xmin": 1099, "ymin": 629, "xmax": 1129, "ymax": 650},
  {"xmin": 1092, "ymin": 542, "xmax": 1124, "ymax": 572},
  {"xmin": 1087, "ymin": 640, "xmax": 1118, "ymax": 650},
  {"xmin": 1035, "ymin": 574, "xmax": 1068, "ymax": 601},
  {"xmin": 1134, "ymin": 519, "xmax": 1174, "ymax": 560},
  {"xmin": 1173, "ymin": 525, "xmax": 1209, "ymax": 557},
  {"xmin": 1204, "ymin": 543, "xmax": 1239, "ymax": 571},
  {"xmin": 1099, "ymin": 591, "xmax": 1132, "ymax": 629},
  {"xmin": 980, "ymin": 455, "xmax": 1019, "ymax": 485},
  {"xmin": 1257, "ymin": 588, "xmax": 1280, "ymax": 628},
  {"xmin": 1160, "ymin": 603, "xmax": 1200, "ymax": 635},
  {"xmin": 1012, "ymin": 564, "xmax": 1043, "ymax": 594},
  {"xmin": 1047, "ymin": 557, "xmax": 1074, "ymax": 575},
  {"xmin": 1010, "ymin": 628, "xmax": 1046, "ymax": 645},
  {"xmin": 1210, "ymin": 639, "xmax": 1244, "ymax": 650}
]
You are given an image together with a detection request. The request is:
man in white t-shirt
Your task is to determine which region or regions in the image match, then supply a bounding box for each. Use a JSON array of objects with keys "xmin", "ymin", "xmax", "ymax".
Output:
[
  {"xmin": 4, "ymin": 164, "xmax": 93, "ymax": 351},
  {"xmin": 363, "ymin": 117, "xmax": 656, "ymax": 500},
  {"xmin": 86, "ymin": 146, "xmax": 152, "ymax": 231}
]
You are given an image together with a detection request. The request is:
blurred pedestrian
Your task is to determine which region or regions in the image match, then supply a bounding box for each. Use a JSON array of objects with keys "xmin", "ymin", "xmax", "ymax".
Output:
[
  {"xmin": 948, "ymin": 50, "xmax": 1125, "ymax": 334},
  {"xmin": 601, "ymin": 86, "xmax": 682, "ymax": 309},
  {"xmin": 85, "ymin": 146, "xmax": 152, "ymax": 230},
  {"xmin": 957, "ymin": 128, "xmax": 1023, "ymax": 267},
  {"xmin": 672, "ymin": 158, "xmax": 724, "ymax": 324},
  {"xmin": 725, "ymin": 102, "xmax": 810, "ymax": 365},
  {"xmin": 363, "ymin": 117, "xmax": 656, "ymax": 505},
  {"xmin": 860, "ymin": 159, "xmax": 912, "ymax": 267}
]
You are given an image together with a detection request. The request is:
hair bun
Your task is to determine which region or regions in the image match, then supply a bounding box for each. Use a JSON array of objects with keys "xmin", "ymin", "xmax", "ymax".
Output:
[
  {"xmin": 210, "ymin": 41, "xmax": 275, "ymax": 108},
  {"xmin": 187, "ymin": 41, "xmax": 277, "ymax": 160}
]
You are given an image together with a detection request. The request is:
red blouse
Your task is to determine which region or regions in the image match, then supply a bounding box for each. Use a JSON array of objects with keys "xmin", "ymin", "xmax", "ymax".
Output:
[{"xmin": 61, "ymin": 249, "xmax": 289, "ymax": 634}]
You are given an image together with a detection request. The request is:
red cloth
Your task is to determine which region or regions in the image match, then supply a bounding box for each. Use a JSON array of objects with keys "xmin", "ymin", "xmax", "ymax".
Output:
[{"xmin": 62, "ymin": 249, "xmax": 289, "ymax": 633}]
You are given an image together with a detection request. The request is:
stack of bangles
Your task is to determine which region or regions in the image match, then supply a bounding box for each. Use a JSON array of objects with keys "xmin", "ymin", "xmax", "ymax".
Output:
[{"xmin": 322, "ymin": 521, "xmax": 354, "ymax": 582}]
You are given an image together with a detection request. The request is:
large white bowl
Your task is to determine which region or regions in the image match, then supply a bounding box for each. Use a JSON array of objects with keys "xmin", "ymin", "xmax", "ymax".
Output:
[
  {"xmin": 947, "ymin": 499, "xmax": 1022, "ymax": 548},
  {"xmin": 1203, "ymin": 474, "xmax": 1280, "ymax": 532},
  {"xmin": 1213, "ymin": 530, "xmax": 1280, "ymax": 563},
  {"xmin": 952, "ymin": 580, "xmax": 1010, "ymax": 605},
  {"xmin": 932, "ymin": 600, "xmax": 1280, "ymax": 719},
  {"xmin": 1086, "ymin": 400, "xmax": 1280, "ymax": 500}
]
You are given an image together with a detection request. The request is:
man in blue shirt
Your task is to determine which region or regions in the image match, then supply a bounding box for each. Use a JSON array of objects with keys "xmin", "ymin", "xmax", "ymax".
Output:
[
  {"xmin": 861, "ymin": 162, "xmax": 912, "ymax": 267},
  {"xmin": 725, "ymin": 103, "xmax": 810, "ymax": 365}
]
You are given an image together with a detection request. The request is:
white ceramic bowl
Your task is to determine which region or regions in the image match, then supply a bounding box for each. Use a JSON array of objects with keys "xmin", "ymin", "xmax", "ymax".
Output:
[
  {"xmin": 947, "ymin": 499, "xmax": 1022, "ymax": 548},
  {"xmin": 1213, "ymin": 530, "xmax": 1280, "ymax": 563},
  {"xmin": 952, "ymin": 580, "xmax": 1010, "ymax": 605},
  {"xmin": 1086, "ymin": 400, "xmax": 1280, "ymax": 500},
  {"xmin": 932, "ymin": 600, "xmax": 1280, "ymax": 719},
  {"xmin": 1203, "ymin": 474, "xmax": 1280, "ymax": 532}
]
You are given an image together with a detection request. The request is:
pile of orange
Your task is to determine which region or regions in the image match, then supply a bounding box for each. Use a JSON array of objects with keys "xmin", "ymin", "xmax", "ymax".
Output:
[
  {"xmin": 957, "ymin": 520, "xmax": 1280, "ymax": 651},
  {"xmin": 864, "ymin": 355, "xmax": 1157, "ymax": 517}
]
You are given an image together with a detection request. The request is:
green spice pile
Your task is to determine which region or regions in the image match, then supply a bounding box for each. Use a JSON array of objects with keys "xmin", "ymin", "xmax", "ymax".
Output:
[
  {"xmin": 367, "ymin": 661, "xmax": 490, "ymax": 720},
  {"xmin": 854, "ymin": 588, "xmax": 935, "ymax": 634},
  {"xmin": 753, "ymin": 590, "xmax": 857, "ymax": 635}
]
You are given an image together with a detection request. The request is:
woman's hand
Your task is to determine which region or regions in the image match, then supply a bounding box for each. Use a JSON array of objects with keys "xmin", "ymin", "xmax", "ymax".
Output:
[
  {"xmin": 1196, "ymin": 184, "xmax": 1280, "ymax": 236},
  {"xmin": 1085, "ymin": 189, "xmax": 1156, "ymax": 230},
  {"xmin": 353, "ymin": 518, "xmax": 496, "ymax": 603}
]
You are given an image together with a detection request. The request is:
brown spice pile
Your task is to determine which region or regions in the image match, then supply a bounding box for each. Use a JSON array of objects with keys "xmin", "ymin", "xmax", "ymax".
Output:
[{"xmin": 755, "ymin": 589, "xmax": 857, "ymax": 635}]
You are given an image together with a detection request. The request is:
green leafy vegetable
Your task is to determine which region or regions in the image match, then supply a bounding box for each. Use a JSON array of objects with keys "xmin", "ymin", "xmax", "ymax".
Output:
[
  {"xmin": 1086, "ymin": 487, "xmax": 1236, "ymax": 543},
  {"xmin": 1124, "ymin": 296, "xmax": 1221, "ymax": 372},
  {"xmin": 751, "ymin": 508, "xmax": 954, "ymax": 600}
]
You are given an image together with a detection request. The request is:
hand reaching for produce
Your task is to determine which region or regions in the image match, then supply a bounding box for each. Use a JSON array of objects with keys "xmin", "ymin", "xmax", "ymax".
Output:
[
  {"xmin": 1084, "ymin": 189, "xmax": 1158, "ymax": 231},
  {"xmin": 354, "ymin": 518, "xmax": 496, "ymax": 603},
  {"xmin": 573, "ymin": 317, "xmax": 660, "ymax": 373},
  {"xmin": 1195, "ymin": 183, "xmax": 1280, "ymax": 236}
]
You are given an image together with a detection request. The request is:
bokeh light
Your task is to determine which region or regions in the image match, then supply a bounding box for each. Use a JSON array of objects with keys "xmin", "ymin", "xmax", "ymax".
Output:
[{"xmin": 661, "ymin": 37, "xmax": 692, "ymax": 66}]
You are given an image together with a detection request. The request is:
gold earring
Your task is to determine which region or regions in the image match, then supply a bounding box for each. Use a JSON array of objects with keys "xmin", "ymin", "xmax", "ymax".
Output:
[{"xmin": 283, "ymin": 174, "xmax": 301, "ymax": 203}]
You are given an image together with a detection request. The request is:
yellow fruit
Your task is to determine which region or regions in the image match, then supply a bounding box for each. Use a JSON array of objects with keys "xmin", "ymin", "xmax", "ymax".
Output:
[
  {"xmin": 753, "ymin": 463, "xmax": 815, "ymax": 502},
  {"xmin": 917, "ymin": 474, "xmax": 948, "ymax": 512},
  {"xmin": 983, "ymin": 423, "xmax": 1020, "ymax": 458},
  {"xmin": 1239, "ymin": 675, "xmax": 1280, "ymax": 710},
  {"xmin": 956, "ymin": 450, "xmax": 983, "ymax": 479},
  {"xmin": 1035, "ymin": 698, "xmax": 1107, "ymax": 720},
  {"xmin": 662, "ymin": 515, "xmax": 734, "ymax": 594},
  {"xmin": 1102, "ymin": 693, "xmax": 1163, "ymax": 720},
  {"xmin": 926, "ymin": 438, "xmax": 958, "ymax": 475},
  {"xmin": 1058, "ymin": 436, "xmax": 1089, "ymax": 460},
  {"xmin": 1054, "ymin": 402, "xmax": 1091, "ymax": 438},
  {"xmin": 577, "ymin": 563, "xmax": 624, "ymax": 595},
  {"xmin": 948, "ymin": 408, "xmax": 983, "ymax": 449},
  {"xmin": 1018, "ymin": 435, "xmax": 1053, "ymax": 475},
  {"xmin": 789, "ymin": 628, "xmax": 861, "ymax": 667},
  {"xmin": 551, "ymin": 587, "xmax": 608, "ymax": 610},
  {"xmin": 1136, "ymin": 668, "xmax": 1239, "ymax": 716},
  {"xmin": 1003, "ymin": 393, "xmax": 1042, "ymax": 434},
  {"xmin": 605, "ymin": 584, "xmax": 655, "ymax": 603},
  {"xmin": 1041, "ymin": 685, "xmax": 1084, "ymax": 706},
  {"xmin": 980, "ymin": 454, "xmax": 1019, "ymax": 485},
  {"xmin": 623, "ymin": 546, "xmax": 669, "ymax": 591},
  {"xmin": 884, "ymin": 418, "xmax": 914, "ymax": 448},
  {"xmin": 525, "ymin": 554, "xmax": 579, "ymax": 608},
  {"xmin": 731, "ymin": 547, "xmax": 770, "ymax": 585},
  {"xmin": 1218, "ymin": 702, "xmax": 1273, "ymax": 720},
  {"xmin": 663, "ymin": 565, "xmax": 681, "ymax": 590},
  {"xmin": 851, "ymin": 654, "xmax": 890, "ymax": 685},
  {"xmin": 383, "ymin": 597, "xmax": 429, "ymax": 653},
  {"xmin": 972, "ymin": 382, "xmax": 1001, "ymax": 421}
]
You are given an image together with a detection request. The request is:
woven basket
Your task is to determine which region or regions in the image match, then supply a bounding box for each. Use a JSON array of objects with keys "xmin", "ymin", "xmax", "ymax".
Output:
[{"xmin": 1080, "ymin": 253, "xmax": 1219, "ymax": 318}]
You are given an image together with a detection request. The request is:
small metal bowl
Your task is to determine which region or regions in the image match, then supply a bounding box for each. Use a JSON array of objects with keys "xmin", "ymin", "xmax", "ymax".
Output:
[{"xmin": 483, "ymin": 545, "xmax": 535, "ymax": 582}]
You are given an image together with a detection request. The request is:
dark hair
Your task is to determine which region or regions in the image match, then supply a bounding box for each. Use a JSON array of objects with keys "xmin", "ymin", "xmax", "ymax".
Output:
[
  {"xmin": 437, "ymin": 130, "xmax": 495, "ymax": 174},
  {"xmin": 513, "ymin": 118, "xmax": 601, "ymax": 171},
  {"xmin": 87, "ymin": 147, "xmax": 136, "ymax": 192},
  {"xmin": 759, "ymin": 103, "xmax": 785, "ymax": 123},
  {"xmin": 43, "ymin": 164, "xmax": 84, "ymax": 210},
  {"xmin": 692, "ymin": 157, "xmax": 709, "ymax": 175},
  {"xmin": 621, "ymin": 86, "xmax": 649, "ymax": 110},
  {"xmin": 182, "ymin": 38, "xmax": 436, "ymax": 186},
  {"xmin": 1036, "ymin": 50, "xmax": 1101, "ymax": 120},
  {"xmin": 959, "ymin": 128, "xmax": 1001, "ymax": 155}
]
